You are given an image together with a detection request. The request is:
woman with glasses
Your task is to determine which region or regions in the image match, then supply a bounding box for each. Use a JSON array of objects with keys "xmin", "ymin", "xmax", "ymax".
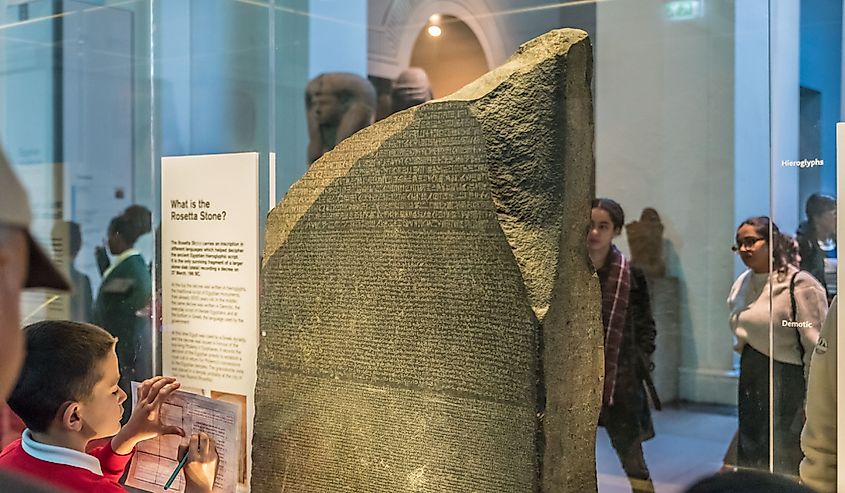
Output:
[
  {"xmin": 588, "ymin": 198, "xmax": 658, "ymax": 493},
  {"xmin": 728, "ymin": 216, "xmax": 827, "ymax": 475}
]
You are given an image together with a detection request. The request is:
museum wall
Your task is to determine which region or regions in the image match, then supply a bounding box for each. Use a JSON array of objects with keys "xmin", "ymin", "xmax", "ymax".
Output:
[
  {"xmin": 0, "ymin": 0, "xmax": 141, "ymax": 297},
  {"xmin": 798, "ymin": 0, "xmax": 842, "ymax": 206},
  {"xmin": 771, "ymin": 0, "xmax": 801, "ymax": 236},
  {"xmin": 595, "ymin": 0, "xmax": 737, "ymax": 404},
  {"xmin": 274, "ymin": 0, "xmax": 311, "ymax": 199},
  {"xmin": 144, "ymin": 0, "xmax": 325, "ymax": 244},
  {"xmin": 734, "ymin": 0, "xmax": 770, "ymax": 270},
  {"xmin": 309, "ymin": 0, "xmax": 367, "ymax": 78},
  {"xmin": 0, "ymin": 1, "xmax": 59, "ymax": 172}
]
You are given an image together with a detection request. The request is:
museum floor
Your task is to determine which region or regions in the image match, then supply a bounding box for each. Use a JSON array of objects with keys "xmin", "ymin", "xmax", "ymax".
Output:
[{"xmin": 597, "ymin": 404, "xmax": 736, "ymax": 493}]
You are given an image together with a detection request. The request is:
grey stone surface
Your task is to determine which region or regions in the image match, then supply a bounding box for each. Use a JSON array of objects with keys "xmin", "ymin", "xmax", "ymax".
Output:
[{"xmin": 254, "ymin": 29, "xmax": 601, "ymax": 493}]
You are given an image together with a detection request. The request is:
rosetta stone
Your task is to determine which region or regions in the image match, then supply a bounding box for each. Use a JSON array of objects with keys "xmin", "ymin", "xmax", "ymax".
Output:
[{"xmin": 253, "ymin": 28, "xmax": 603, "ymax": 493}]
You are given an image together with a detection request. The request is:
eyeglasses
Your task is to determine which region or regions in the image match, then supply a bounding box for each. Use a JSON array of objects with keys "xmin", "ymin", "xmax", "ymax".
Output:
[{"xmin": 732, "ymin": 236, "xmax": 765, "ymax": 252}]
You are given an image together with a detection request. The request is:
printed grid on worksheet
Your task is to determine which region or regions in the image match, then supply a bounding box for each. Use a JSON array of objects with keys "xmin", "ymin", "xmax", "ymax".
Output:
[{"xmin": 134, "ymin": 402, "xmax": 187, "ymax": 491}]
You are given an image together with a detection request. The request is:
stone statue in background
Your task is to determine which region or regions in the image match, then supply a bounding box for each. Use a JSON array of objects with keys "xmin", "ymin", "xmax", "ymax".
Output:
[
  {"xmin": 256, "ymin": 29, "xmax": 600, "ymax": 493},
  {"xmin": 626, "ymin": 207, "xmax": 666, "ymax": 277},
  {"xmin": 391, "ymin": 67, "xmax": 433, "ymax": 113},
  {"xmin": 306, "ymin": 72, "xmax": 377, "ymax": 165}
]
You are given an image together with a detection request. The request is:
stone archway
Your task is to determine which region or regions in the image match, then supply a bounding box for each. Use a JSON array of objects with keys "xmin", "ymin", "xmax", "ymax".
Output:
[
  {"xmin": 409, "ymin": 14, "xmax": 489, "ymax": 98},
  {"xmin": 368, "ymin": 0, "xmax": 507, "ymax": 81}
]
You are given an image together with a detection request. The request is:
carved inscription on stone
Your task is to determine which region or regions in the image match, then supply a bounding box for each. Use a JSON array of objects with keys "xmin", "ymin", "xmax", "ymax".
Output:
[
  {"xmin": 255, "ymin": 103, "xmax": 538, "ymax": 492},
  {"xmin": 254, "ymin": 29, "xmax": 601, "ymax": 493}
]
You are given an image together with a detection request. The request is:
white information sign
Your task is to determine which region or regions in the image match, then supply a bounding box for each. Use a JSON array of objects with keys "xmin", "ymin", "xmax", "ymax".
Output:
[{"xmin": 161, "ymin": 153, "xmax": 259, "ymax": 491}]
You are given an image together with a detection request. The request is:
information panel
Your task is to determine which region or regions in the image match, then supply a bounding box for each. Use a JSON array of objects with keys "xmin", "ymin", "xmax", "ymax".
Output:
[{"xmin": 161, "ymin": 152, "xmax": 259, "ymax": 491}]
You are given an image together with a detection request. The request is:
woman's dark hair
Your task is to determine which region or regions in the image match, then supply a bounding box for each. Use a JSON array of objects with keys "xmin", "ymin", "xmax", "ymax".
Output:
[
  {"xmin": 592, "ymin": 198, "xmax": 625, "ymax": 232},
  {"xmin": 805, "ymin": 193, "xmax": 836, "ymax": 222},
  {"xmin": 737, "ymin": 216, "xmax": 798, "ymax": 273},
  {"xmin": 108, "ymin": 205, "xmax": 152, "ymax": 247}
]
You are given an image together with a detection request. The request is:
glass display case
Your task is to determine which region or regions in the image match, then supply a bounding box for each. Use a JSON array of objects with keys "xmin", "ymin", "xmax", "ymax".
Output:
[{"xmin": 0, "ymin": 0, "xmax": 839, "ymax": 491}]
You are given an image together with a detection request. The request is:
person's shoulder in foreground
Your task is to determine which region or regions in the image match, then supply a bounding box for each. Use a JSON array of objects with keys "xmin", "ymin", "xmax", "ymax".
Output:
[
  {"xmin": 684, "ymin": 469, "xmax": 817, "ymax": 493},
  {"xmin": 0, "ymin": 320, "xmax": 218, "ymax": 493},
  {"xmin": 0, "ymin": 149, "xmax": 70, "ymax": 491},
  {"xmin": 800, "ymin": 295, "xmax": 838, "ymax": 493}
]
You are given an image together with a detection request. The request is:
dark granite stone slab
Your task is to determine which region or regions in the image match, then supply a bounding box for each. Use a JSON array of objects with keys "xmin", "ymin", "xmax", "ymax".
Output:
[{"xmin": 253, "ymin": 29, "xmax": 602, "ymax": 493}]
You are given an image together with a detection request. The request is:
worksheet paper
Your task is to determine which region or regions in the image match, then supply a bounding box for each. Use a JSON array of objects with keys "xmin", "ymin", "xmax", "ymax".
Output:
[{"xmin": 125, "ymin": 385, "xmax": 240, "ymax": 493}]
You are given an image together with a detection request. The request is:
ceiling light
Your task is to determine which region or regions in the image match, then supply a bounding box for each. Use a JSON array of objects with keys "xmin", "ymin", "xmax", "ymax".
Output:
[{"xmin": 427, "ymin": 25, "xmax": 442, "ymax": 37}]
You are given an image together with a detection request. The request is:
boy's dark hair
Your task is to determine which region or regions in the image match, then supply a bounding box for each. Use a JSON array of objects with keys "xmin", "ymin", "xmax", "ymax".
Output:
[{"xmin": 8, "ymin": 320, "xmax": 116, "ymax": 432}]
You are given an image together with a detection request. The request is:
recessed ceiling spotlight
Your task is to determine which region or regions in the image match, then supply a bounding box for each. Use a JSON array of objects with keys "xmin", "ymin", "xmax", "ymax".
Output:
[
  {"xmin": 429, "ymin": 14, "xmax": 441, "ymax": 23},
  {"xmin": 427, "ymin": 25, "xmax": 442, "ymax": 37}
]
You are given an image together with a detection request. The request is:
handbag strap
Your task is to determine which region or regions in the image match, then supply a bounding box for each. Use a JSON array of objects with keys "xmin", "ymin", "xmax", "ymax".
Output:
[
  {"xmin": 789, "ymin": 271, "xmax": 805, "ymax": 366},
  {"xmin": 789, "ymin": 271, "xmax": 798, "ymax": 322}
]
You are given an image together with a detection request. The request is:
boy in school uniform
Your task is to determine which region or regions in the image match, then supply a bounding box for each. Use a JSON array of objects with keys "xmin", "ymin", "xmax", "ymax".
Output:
[{"xmin": 0, "ymin": 320, "xmax": 218, "ymax": 493}]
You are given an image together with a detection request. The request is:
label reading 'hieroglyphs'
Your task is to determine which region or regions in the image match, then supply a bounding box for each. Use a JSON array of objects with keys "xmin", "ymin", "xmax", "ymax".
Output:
[{"xmin": 781, "ymin": 159, "xmax": 823, "ymax": 168}]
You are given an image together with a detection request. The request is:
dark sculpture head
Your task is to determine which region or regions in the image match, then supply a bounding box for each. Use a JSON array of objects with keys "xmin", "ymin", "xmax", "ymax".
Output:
[
  {"xmin": 305, "ymin": 73, "xmax": 377, "ymax": 164},
  {"xmin": 306, "ymin": 76, "xmax": 346, "ymax": 126},
  {"xmin": 640, "ymin": 207, "xmax": 660, "ymax": 223},
  {"xmin": 391, "ymin": 67, "xmax": 433, "ymax": 113}
]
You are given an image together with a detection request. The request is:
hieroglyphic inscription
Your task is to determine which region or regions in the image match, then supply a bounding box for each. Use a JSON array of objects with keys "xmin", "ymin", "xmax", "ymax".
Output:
[
  {"xmin": 262, "ymin": 102, "xmax": 535, "ymax": 397},
  {"xmin": 254, "ymin": 102, "xmax": 540, "ymax": 492},
  {"xmin": 282, "ymin": 105, "xmax": 494, "ymax": 233},
  {"xmin": 254, "ymin": 29, "xmax": 601, "ymax": 493}
]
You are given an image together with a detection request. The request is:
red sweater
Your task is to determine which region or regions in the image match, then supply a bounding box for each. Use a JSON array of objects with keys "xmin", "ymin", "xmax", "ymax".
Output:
[{"xmin": 0, "ymin": 437, "xmax": 133, "ymax": 492}]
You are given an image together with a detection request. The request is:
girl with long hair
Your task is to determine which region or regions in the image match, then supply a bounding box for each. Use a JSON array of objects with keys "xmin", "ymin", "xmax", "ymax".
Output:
[{"xmin": 589, "ymin": 198, "xmax": 658, "ymax": 493}]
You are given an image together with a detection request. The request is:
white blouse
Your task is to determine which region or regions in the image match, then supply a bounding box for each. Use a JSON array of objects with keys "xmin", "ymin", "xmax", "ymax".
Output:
[{"xmin": 727, "ymin": 265, "xmax": 826, "ymax": 374}]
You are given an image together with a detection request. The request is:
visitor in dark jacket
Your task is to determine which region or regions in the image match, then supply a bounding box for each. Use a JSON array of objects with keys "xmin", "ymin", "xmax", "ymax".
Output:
[
  {"xmin": 796, "ymin": 193, "xmax": 836, "ymax": 302},
  {"xmin": 588, "ymin": 198, "xmax": 658, "ymax": 493},
  {"xmin": 92, "ymin": 205, "xmax": 153, "ymax": 423}
]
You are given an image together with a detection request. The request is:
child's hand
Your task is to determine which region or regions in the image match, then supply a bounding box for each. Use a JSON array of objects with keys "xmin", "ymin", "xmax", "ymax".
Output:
[
  {"xmin": 111, "ymin": 376, "xmax": 184, "ymax": 454},
  {"xmin": 180, "ymin": 432, "xmax": 219, "ymax": 493}
]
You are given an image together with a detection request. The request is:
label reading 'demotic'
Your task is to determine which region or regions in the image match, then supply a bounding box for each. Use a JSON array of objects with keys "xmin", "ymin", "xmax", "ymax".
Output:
[{"xmin": 782, "ymin": 320, "xmax": 813, "ymax": 328}]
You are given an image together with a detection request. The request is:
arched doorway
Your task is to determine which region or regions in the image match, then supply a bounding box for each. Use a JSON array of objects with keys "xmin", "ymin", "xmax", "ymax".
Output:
[{"xmin": 409, "ymin": 15, "xmax": 489, "ymax": 98}]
